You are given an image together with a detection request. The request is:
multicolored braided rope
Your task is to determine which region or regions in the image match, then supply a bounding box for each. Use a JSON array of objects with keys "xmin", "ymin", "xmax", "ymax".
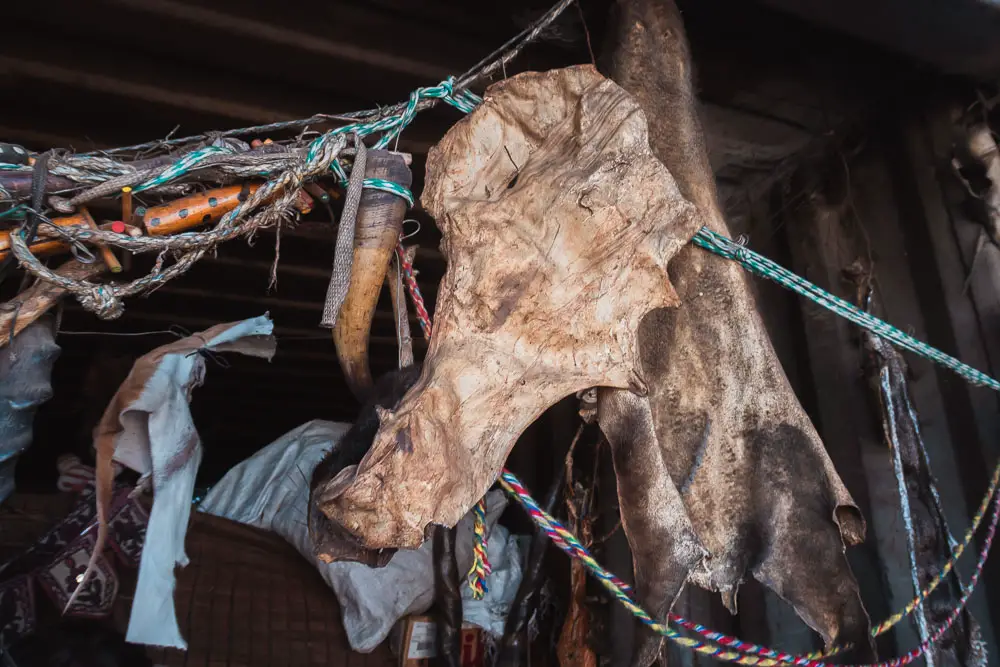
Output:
[
  {"xmin": 467, "ymin": 497, "xmax": 492, "ymax": 599},
  {"xmin": 396, "ymin": 244, "xmax": 432, "ymax": 339},
  {"xmin": 499, "ymin": 469, "xmax": 1000, "ymax": 667},
  {"xmin": 819, "ymin": 459, "xmax": 1000, "ymax": 657}
]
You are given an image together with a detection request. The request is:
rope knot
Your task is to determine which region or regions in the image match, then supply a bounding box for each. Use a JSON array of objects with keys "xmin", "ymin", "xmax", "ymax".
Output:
[
  {"xmin": 438, "ymin": 77, "xmax": 456, "ymax": 99},
  {"xmin": 78, "ymin": 284, "xmax": 124, "ymax": 320}
]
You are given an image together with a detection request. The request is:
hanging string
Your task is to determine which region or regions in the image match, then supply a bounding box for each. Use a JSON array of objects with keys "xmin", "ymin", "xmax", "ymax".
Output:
[{"xmin": 467, "ymin": 497, "xmax": 492, "ymax": 600}]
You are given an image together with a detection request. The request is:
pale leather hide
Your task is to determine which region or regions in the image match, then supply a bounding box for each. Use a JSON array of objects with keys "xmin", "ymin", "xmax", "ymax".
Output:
[{"xmin": 320, "ymin": 66, "xmax": 700, "ymax": 548}]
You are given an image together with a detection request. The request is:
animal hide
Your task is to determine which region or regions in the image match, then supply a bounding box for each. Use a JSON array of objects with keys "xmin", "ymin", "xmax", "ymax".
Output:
[
  {"xmin": 602, "ymin": 0, "xmax": 873, "ymax": 663},
  {"xmin": 78, "ymin": 314, "xmax": 276, "ymax": 649},
  {"xmin": 319, "ymin": 65, "xmax": 699, "ymax": 548},
  {"xmin": 313, "ymin": 13, "xmax": 873, "ymax": 663}
]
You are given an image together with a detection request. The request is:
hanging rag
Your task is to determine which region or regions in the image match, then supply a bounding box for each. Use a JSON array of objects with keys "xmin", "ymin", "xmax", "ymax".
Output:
[{"xmin": 70, "ymin": 314, "xmax": 276, "ymax": 649}]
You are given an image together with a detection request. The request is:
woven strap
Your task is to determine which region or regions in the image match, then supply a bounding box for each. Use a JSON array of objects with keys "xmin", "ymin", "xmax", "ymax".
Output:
[{"xmin": 320, "ymin": 137, "xmax": 367, "ymax": 328}]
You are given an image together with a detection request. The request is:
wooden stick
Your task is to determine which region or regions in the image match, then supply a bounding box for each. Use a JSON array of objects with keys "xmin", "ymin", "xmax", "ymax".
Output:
[
  {"xmin": 141, "ymin": 182, "xmax": 315, "ymax": 237},
  {"xmin": 0, "ymin": 258, "xmax": 106, "ymax": 348},
  {"xmin": 0, "ymin": 212, "xmax": 90, "ymax": 259},
  {"xmin": 121, "ymin": 186, "xmax": 134, "ymax": 225},
  {"xmin": 142, "ymin": 183, "xmax": 260, "ymax": 236},
  {"xmin": 0, "ymin": 220, "xmax": 140, "ymax": 263},
  {"xmin": 386, "ymin": 247, "xmax": 414, "ymax": 368},
  {"xmin": 81, "ymin": 207, "xmax": 122, "ymax": 274}
]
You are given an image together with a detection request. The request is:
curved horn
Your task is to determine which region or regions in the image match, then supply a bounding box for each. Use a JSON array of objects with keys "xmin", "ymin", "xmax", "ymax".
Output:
[{"xmin": 333, "ymin": 150, "xmax": 412, "ymax": 400}]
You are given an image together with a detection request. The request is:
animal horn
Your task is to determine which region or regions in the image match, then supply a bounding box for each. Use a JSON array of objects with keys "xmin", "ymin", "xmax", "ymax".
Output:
[{"xmin": 332, "ymin": 150, "xmax": 412, "ymax": 400}]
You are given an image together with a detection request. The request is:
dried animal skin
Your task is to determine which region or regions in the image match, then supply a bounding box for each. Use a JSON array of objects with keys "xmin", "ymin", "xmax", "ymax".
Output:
[
  {"xmin": 319, "ymin": 65, "xmax": 700, "ymax": 549},
  {"xmin": 603, "ymin": 0, "xmax": 873, "ymax": 663}
]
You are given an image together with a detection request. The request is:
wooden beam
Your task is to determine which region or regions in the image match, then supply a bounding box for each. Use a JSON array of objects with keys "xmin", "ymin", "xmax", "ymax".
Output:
[{"xmin": 105, "ymin": 0, "xmax": 455, "ymax": 81}]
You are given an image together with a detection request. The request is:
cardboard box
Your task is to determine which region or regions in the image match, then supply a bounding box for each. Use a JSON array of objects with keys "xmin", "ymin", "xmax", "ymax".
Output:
[{"xmin": 393, "ymin": 615, "xmax": 484, "ymax": 667}]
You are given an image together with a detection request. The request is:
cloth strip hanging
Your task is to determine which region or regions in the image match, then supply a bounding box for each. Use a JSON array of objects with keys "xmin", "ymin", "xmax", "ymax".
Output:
[{"xmin": 321, "ymin": 137, "xmax": 367, "ymax": 328}]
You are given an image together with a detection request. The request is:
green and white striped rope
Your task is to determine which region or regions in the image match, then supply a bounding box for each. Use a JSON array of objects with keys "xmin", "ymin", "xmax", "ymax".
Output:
[
  {"xmin": 362, "ymin": 178, "xmax": 414, "ymax": 207},
  {"xmin": 692, "ymin": 227, "xmax": 1000, "ymax": 392},
  {"xmin": 134, "ymin": 144, "xmax": 237, "ymax": 192}
]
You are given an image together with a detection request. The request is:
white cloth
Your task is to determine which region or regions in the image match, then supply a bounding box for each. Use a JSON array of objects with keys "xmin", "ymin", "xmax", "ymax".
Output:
[{"xmin": 198, "ymin": 420, "xmax": 518, "ymax": 652}]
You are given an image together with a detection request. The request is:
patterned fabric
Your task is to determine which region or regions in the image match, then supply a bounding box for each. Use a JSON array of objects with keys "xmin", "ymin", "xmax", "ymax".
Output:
[
  {"xmin": 37, "ymin": 531, "xmax": 119, "ymax": 618},
  {"xmin": 0, "ymin": 483, "xmax": 148, "ymax": 643},
  {"xmin": 108, "ymin": 497, "xmax": 148, "ymax": 567}
]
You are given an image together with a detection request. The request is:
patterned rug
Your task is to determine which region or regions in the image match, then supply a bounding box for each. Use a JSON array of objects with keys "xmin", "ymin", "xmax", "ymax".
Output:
[{"xmin": 0, "ymin": 483, "xmax": 147, "ymax": 645}]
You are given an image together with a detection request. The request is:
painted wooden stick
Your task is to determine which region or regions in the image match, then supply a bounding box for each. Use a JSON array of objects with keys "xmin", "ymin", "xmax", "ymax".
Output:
[
  {"xmin": 142, "ymin": 183, "xmax": 314, "ymax": 236},
  {"xmin": 142, "ymin": 184, "xmax": 259, "ymax": 236},
  {"xmin": 0, "ymin": 217, "xmax": 137, "ymax": 263},
  {"xmin": 0, "ymin": 212, "xmax": 91, "ymax": 259},
  {"xmin": 121, "ymin": 187, "xmax": 134, "ymax": 225}
]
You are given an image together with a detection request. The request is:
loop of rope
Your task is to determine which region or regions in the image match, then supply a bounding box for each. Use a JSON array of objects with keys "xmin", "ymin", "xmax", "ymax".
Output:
[
  {"xmin": 498, "ymin": 469, "xmax": 1000, "ymax": 667},
  {"xmin": 363, "ymin": 178, "xmax": 414, "ymax": 207}
]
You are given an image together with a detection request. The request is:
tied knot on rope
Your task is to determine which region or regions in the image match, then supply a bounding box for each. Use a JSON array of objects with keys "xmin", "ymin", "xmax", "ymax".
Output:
[{"xmin": 77, "ymin": 284, "xmax": 124, "ymax": 320}]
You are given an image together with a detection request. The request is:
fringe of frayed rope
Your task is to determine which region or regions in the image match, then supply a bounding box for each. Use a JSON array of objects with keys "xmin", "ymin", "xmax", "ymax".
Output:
[{"xmin": 397, "ymin": 231, "xmax": 1000, "ymax": 665}]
